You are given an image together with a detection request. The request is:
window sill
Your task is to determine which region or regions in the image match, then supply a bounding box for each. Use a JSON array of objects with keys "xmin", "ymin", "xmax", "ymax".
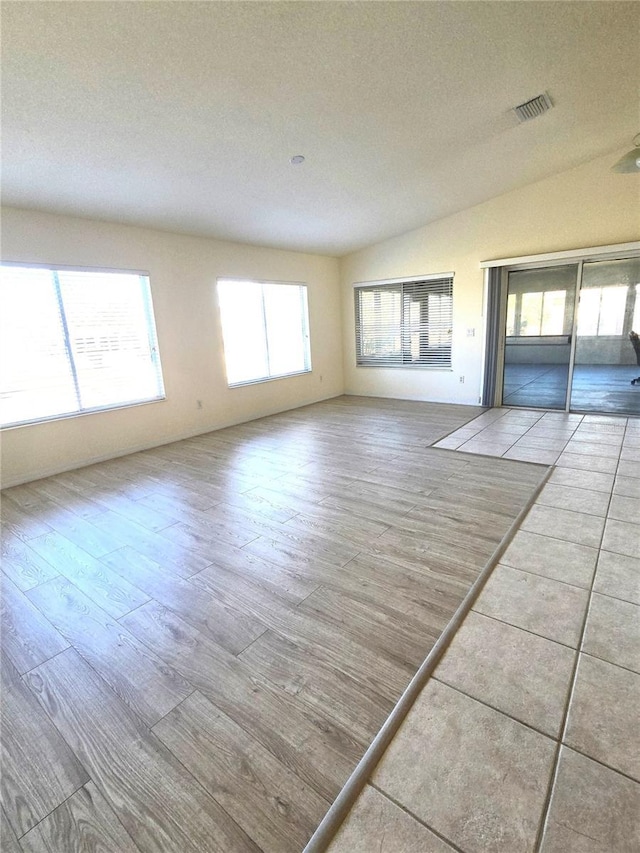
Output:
[
  {"xmin": 355, "ymin": 364, "xmax": 453, "ymax": 371},
  {"xmin": 1, "ymin": 396, "xmax": 167, "ymax": 430},
  {"xmin": 227, "ymin": 368, "xmax": 312, "ymax": 388}
]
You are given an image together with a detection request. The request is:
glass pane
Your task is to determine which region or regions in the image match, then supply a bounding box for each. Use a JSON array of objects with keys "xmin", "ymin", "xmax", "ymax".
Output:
[
  {"xmin": 577, "ymin": 288, "xmax": 601, "ymax": 336},
  {"xmin": 571, "ymin": 257, "xmax": 640, "ymax": 415},
  {"xmin": 218, "ymin": 280, "xmax": 269, "ymax": 385},
  {"xmin": 58, "ymin": 271, "xmax": 163, "ymax": 409},
  {"xmin": 502, "ymin": 264, "xmax": 577, "ymax": 409},
  {"xmin": 598, "ymin": 286, "xmax": 627, "ymax": 335},
  {"xmin": 408, "ymin": 299, "xmax": 421, "ymax": 360},
  {"xmin": 397, "ymin": 279, "xmax": 453, "ymax": 367},
  {"xmin": 506, "ymin": 293, "xmax": 516, "ymax": 336},
  {"xmin": 520, "ymin": 292, "xmax": 543, "ymax": 336},
  {"xmin": 0, "ymin": 266, "xmax": 78, "ymax": 425},
  {"xmin": 427, "ymin": 292, "xmax": 453, "ymax": 346},
  {"xmin": 541, "ymin": 291, "xmax": 566, "ymax": 335},
  {"xmin": 358, "ymin": 287, "xmax": 402, "ymax": 361},
  {"xmin": 633, "ymin": 284, "xmax": 640, "ymax": 330},
  {"xmin": 263, "ymin": 284, "xmax": 310, "ymax": 376}
]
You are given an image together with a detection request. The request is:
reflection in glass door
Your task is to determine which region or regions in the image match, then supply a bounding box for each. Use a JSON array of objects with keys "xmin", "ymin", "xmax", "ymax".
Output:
[
  {"xmin": 502, "ymin": 265, "xmax": 577, "ymax": 409},
  {"xmin": 570, "ymin": 257, "xmax": 640, "ymax": 415}
]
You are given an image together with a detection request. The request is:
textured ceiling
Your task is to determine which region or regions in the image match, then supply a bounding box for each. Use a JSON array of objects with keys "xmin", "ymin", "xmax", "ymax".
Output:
[{"xmin": 2, "ymin": 1, "xmax": 639, "ymax": 255}]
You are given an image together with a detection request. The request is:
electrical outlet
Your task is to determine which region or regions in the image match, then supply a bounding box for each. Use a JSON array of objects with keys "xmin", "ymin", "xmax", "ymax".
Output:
[
  {"xmin": 466, "ymin": 328, "xmax": 476, "ymax": 337},
  {"xmin": 459, "ymin": 375, "xmax": 465, "ymax": 383}
]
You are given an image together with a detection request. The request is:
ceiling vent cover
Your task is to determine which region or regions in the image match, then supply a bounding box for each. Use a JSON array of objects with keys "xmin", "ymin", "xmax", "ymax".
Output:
[{"xmin": 513, "ymin": 92, "xmax": 553, "ymax": 123}]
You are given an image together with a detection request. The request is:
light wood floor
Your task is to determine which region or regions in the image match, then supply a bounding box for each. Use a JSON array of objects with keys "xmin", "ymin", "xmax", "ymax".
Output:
[{"xmin": 1, "ymin": 396, "xmax": 547, "ymax": 852}]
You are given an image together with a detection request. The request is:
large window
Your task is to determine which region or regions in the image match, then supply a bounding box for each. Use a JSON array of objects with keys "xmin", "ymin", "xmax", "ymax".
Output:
[
  {"xmin": 217, "ymin": 279, "xmax": 311, "ymax": 386},
  {"xmin": 354, "ymin": 276, "xmax": 453, "ymax": 368},
  {"xmin": 0, "ymin": 264, "xmax": 165, "ymax": 427}
]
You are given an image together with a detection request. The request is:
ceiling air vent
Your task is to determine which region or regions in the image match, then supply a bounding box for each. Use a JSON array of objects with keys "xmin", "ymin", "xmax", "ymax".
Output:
[{"xmin": 513, "ymin": 92, "xmax": 553, "ymax": 123}]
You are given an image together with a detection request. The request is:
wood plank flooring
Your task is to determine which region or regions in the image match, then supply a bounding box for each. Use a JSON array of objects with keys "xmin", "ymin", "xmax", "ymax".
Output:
[{"xmin": 1, "ymin": 396, "xmax": 547, "ymax": 852}]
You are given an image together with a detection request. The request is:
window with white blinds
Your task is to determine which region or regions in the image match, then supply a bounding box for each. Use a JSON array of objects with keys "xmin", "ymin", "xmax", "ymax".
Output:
[
  {"xmin": 217, "ymin": 279, "xmax": 311, "ymax": 386},
  {"xmin": 354, "ymin": 275, "xmax": 453, "ymax": 368},
  {"xmin": 0, "ymin": 264, "xmax": 165, "ymax": 427}
]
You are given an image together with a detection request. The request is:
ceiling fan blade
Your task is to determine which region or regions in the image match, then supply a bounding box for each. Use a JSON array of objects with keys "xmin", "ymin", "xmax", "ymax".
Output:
[{"xmin": 612, "ymin": 148, "xmax": 640, "ymax": 173}]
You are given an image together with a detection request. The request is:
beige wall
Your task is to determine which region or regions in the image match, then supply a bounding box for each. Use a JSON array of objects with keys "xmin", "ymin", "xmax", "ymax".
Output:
[
  {"xmin": 340, "ymin": 149, "xmax": 640, "ymax": 404},
  {"xmin": 3, "ymin": 149, "xmax": 638, "ymax": 485},
  {"xmin": 1, "ymin": 208, "xmax": 343, "ymax": 486}
]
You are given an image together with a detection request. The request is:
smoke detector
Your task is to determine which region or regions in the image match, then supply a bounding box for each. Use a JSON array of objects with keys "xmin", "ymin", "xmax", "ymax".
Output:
[{"xmin": 512, "ymin": 92, "xmax": 553, "ymax": 123}]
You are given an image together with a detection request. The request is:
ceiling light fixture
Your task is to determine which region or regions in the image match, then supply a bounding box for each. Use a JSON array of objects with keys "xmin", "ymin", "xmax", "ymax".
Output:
[
  {"xmin": 290, "ymin": 155, "xmax": 305, "ymax": 165},
  {"xmin": 612, "ymin": 133, "xmax": 640, "ymax": 174}
]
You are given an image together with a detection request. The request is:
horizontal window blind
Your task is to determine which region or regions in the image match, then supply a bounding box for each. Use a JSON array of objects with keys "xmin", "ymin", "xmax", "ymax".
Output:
[
  {"xmin": 355, "ymin": 276, "xmax": 453, "ymax": 367},
  {"xmin": 1, "ymin": 264, "xmax": 165, "ymax": 427},
  {"xmin": 217, "ymin": 280, "xmax": 311, "ymax": 386}
]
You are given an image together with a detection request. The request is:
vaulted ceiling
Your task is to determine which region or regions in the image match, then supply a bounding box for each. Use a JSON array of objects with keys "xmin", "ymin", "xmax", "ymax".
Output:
[{"xmin": 2, "ymin": 1, "xmax": 638, "ymax": 255}]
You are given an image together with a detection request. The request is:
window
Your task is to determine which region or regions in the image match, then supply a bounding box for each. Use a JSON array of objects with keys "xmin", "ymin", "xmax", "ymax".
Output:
[
  {"xmin": 217, "ymin": 279, "xmax": 311, "ymax": 386},
  {"xmin": 354, "ymin": 276, "xmax": 453, "ymax": 367},
  {"xmin": 577, "ymin": 285, "xmax": 629, "ymax": 336},
  {"xmin": 0, "ymin": 264, "xmax": 164, "ymax": 428},
  {"xmin": 507, "ymin": 289, "xmax": 567, "ymax": 337}
]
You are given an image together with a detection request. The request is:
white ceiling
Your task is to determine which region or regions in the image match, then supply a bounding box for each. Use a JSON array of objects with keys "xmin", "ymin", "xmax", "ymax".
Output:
[{"xmin": 2, "ymin": 1, "xmax": 639, "ymax": 256}]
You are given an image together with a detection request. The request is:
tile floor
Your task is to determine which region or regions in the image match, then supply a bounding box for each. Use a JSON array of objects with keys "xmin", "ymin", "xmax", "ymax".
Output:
[{"xmin": 327, "ymin": 408, "xmax": 640, "ymax": 853}]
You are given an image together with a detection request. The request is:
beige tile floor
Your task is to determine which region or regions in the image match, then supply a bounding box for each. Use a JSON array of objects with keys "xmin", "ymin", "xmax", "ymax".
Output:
[{"xmin": 327, "ymin": 409, "xmax": 640, "ymax": 853}]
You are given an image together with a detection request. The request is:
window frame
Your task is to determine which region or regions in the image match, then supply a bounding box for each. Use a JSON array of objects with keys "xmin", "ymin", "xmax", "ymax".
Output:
[
  {"xmin": 0, "ymin": 261, "xmax": 166, "ymax": 429},
  {"xmin": 353, "ymin": 273, "xmax": 454, "ymax": 369},
  {"xmin": 216, "ymin": 278, "xmax": 312, "ymax": 388}
]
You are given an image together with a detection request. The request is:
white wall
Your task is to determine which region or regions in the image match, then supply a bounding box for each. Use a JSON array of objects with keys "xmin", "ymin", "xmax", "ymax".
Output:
[
  {"xmin": 340, "ymin": 150, "xmax": 640, "ymax": 404},
  {"xmin": 1, "ymin": 208, "xmax": 343, "ymax": 486}
]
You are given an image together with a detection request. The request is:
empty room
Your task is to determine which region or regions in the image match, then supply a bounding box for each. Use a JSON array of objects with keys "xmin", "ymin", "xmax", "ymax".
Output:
[{"xmin": 1, "ymin": 2, "xmax": 639, "ymax": 853}]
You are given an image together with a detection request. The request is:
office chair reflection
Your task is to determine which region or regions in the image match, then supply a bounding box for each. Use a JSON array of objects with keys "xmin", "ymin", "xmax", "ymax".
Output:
[{"xmin": 630, "ymin": 331, "xmax": 640, "ymax": 386}]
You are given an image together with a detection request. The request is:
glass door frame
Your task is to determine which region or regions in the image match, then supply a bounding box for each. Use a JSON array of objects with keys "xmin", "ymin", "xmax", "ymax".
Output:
[{"xmin": 483, "ymin": 241, "xmax": 640, "ymax": 413}]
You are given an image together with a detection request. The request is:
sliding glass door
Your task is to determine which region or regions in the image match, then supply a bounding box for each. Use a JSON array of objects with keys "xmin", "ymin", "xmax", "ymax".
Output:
[
  {"xmin": 571, "ymin": 257, "xmax": 640, "ymax": 415},
  {"xmin": 500, "ymin": 255, "xmax": 640, "ymax": 415},
  {"xmin": 502, "ymin": 265, "xmax": 577, "ymax": 409}
]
